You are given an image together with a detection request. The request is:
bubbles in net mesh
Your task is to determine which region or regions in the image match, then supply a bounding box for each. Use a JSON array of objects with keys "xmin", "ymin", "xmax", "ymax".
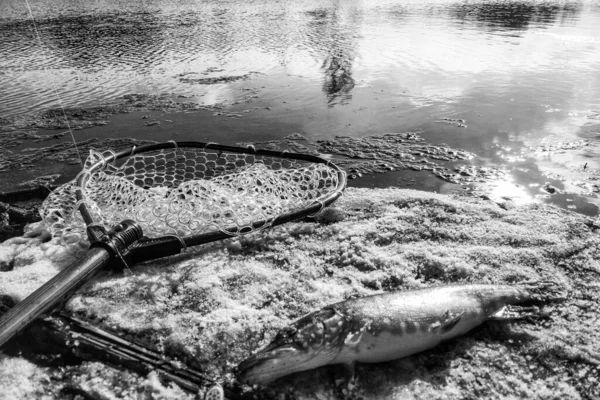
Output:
[{"xmin": 39, "ymin": 148, "xmax": 342, "ymax": 244}]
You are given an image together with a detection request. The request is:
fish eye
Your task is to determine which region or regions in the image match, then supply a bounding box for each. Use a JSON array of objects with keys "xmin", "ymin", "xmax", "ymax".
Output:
[{"xmin": 278, "ymin": 326, "xmax": 297, "ymax": 339}]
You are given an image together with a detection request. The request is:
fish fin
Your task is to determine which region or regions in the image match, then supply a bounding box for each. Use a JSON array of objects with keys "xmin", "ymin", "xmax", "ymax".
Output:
[
  {"xmin": 432, "ymin": 313, "xmax": 463, "ymax": 335},
  {"xmin": 333, "ymin": 362, "xmax": 359, "ymax": 398},
  {"xmin": 342, "ymin": 361, "xmax": 356, "ymax": 382},
  {"xmin": 521, "ymin": 280, "xmax": 568, "ymax": 303}
]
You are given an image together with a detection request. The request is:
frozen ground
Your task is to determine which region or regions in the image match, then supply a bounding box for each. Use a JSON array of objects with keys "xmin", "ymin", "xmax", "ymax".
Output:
[{"xmin": 0, "ymin": 187, "xmax": 599, "ymax": 399}]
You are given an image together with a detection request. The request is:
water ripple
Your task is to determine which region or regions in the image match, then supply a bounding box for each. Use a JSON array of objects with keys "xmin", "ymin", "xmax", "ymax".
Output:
[{"xmin": 0, "ymin": 0, "xmax": 597, "ymax": 117}]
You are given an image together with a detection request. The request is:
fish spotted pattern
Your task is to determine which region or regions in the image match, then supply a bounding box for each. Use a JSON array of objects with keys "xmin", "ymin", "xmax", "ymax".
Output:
[{"xmin": 238, "ymin": 284, "xmax": 535, "ymax": 384}]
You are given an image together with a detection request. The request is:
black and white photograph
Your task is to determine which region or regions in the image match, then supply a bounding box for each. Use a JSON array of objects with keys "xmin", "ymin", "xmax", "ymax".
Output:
[{"xmin": 0, "ymin": 0, "xmax": 598, "ymax": 399}]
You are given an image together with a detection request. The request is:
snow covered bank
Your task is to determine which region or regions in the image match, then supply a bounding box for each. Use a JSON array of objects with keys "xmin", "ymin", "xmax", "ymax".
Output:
[{"xmin": 0, "ymin": 188, "xmax": 598, "ymax": 399}]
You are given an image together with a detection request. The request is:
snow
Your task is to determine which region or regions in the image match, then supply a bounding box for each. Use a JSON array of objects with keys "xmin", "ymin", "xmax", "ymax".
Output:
[{"xmin": 0, "ymin": 188, "xmax": 598, "ymax": 399}]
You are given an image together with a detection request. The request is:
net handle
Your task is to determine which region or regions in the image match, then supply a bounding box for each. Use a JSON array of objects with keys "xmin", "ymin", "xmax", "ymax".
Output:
[{"xmin": 0, "ymin": 220, "xmax": 143, "ymax": 348}]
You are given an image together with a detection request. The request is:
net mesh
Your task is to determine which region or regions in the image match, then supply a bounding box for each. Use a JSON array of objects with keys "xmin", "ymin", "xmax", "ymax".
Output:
[{"xmin": 40, "ymin": 147, "xmax": 343, "ymax": 244}]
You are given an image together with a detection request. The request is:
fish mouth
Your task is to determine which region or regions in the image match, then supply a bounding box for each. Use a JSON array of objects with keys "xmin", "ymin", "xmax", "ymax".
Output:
[
  {"xmin": 237, "ymin": 344, "xmax": 300, "ymax": 384},
  {"xmin": 237, "ymin": 343, "xmax": 336, "ymax": 385},
  {"xmin": 237, "ymin": 346, "xmax": 295, "ymax": 374}
]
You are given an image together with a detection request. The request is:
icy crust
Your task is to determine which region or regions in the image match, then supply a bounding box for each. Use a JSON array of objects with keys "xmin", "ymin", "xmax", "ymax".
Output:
[
  {"xmin": 0, "ymin": 357, "xmax": 188, "ymax": 400},
  {"xmin": 1, "ymin": 188, "xmax": 599, "ymax": 399}
]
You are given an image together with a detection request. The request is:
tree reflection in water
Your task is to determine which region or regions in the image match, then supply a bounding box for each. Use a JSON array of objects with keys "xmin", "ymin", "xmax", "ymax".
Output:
[
  {"xmin": 306, "ymin": 5, "xmax": 360, "ymax": 107},
  {"xmin": 449, "ymin": 1, "xmax": 582, "ymax": 32}
]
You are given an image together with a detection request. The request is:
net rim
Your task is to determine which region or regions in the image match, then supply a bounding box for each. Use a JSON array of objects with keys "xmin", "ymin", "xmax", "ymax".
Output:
[{"xmin": 73, "ymin": 140, "xmax": 347, "ymax": 245}]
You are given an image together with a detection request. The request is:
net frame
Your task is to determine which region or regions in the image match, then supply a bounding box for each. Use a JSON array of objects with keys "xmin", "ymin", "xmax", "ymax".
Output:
[{"xmin": 64, "ymin": 140, "xmax": 346, "ymax": 253}]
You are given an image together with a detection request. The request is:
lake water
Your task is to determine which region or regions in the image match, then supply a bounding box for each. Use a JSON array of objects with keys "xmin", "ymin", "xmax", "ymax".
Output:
[{"xmin": 1, "ymin": 0, "xmax": 600, "ymax": 214}]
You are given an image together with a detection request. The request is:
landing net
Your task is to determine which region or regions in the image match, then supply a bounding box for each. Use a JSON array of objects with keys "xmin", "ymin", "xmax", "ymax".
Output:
[{"xmin": 40, "ymin": 143, "xmax": 345, "ymax": 245}]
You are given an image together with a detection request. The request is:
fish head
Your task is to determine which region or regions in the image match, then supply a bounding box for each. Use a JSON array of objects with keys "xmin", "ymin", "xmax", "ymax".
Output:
[{"xmin": 237, "ymin": 307, "xmax": 347, "ymax": 384}]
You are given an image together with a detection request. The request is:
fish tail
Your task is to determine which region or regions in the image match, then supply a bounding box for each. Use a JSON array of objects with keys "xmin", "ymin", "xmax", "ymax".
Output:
[
  {"xmin": 520, "ymin": 280, "xmax": 568, "ymax": 303},
  {"xmin": 479, "ymin": 285, "xmax": 531, "ymax": 309},
  {"xmin": 471, "ymin": 281, "xmax": 566, "ymax": 305}
]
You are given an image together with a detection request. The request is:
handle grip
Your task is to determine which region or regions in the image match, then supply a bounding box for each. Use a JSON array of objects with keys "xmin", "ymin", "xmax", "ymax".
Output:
[
  {"xmin": 0, "ymin": 247, "xmax": 111, "ymax": 347},
  {"xmin": 0, "ymin": 220, "xmax": 143, "ymax": 348}
]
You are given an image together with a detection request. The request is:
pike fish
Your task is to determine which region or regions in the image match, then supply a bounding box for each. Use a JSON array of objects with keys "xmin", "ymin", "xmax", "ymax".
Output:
[{"xmin": 238, "ymin": 284, "xmax": 542, "ymax": 384}]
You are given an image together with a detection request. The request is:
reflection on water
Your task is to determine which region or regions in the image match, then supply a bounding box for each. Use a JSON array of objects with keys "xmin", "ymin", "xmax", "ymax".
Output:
[
  {"xmin": 305, "ymin": 8, "xmax": 358, "ymax": 106},
  {"xmin": 1, "ymin": 0, "xmax": 600, "ymax": 214},
  {"xmin": 449, "ymin": 1, "xmax": 582, "ymax": 31}
]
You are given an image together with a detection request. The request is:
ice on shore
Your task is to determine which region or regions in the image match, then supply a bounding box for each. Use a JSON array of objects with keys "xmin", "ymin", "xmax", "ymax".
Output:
[{"xmin": 0, "ymin": 188, "xmax": 598, "ymax": 399}]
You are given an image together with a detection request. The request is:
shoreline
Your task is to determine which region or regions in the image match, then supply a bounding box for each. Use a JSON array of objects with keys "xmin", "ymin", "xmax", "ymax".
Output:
[
  {"xmin": 1, "ymin": 93, "xmax": 599, "ymax": 219},
  {"xmin": 0, "ymin": 187, "xmax": 598, "ymax": 399}
]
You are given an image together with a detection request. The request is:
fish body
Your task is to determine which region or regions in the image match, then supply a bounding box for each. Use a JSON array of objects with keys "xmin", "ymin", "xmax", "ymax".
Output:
[{"xmin": 238, "ymin": 284, "xmax": 533, "ymax": 384}]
